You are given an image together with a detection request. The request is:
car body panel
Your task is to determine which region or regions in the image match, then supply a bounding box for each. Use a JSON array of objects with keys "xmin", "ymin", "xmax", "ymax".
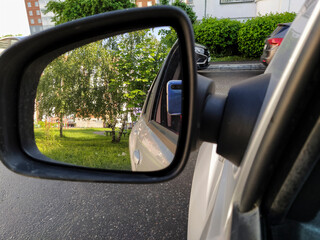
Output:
[
  {"xmin": 195, "ymin": 43, "xmax": 210, "ymax": 69},
  {"xmin": 188, "ymin": 1, "xmax": 319, "ymax": 238},
  {"xmin": 129, "ymin": 117, "xmax": 174, "ymax": 171},
  {"xmin": 129, "ymin": 42, "xmax": 180, "ymax": 172}
]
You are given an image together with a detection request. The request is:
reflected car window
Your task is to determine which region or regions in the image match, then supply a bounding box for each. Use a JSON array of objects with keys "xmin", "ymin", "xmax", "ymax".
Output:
[{"xmin": 152, "ymin": 45, "xmax": 182, "ymax": 133}]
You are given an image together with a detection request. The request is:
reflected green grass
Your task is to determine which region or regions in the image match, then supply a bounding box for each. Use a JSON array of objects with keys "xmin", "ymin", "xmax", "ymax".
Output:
[{"xmin": 34, "ymin": 128, "xmax": 131, "ymax": 170}]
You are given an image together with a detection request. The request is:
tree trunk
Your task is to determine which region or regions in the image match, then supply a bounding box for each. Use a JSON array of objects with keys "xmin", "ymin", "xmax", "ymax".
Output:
[
  {"xmin": 59, "ymin": 113, "xmax": 64, "ymax": 138},
  {"xmin": 111, "ymin": 125, "xmax": 116, "ymax": 143},
  {"xmin": 116, "ymin": 115, "xmax": 127, "ymax": 143}
]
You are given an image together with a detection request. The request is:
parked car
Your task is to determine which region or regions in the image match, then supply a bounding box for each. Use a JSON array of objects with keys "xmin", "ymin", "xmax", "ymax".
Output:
[
  {"xmin": 129, "ymin": 42, "xmax": 181, "ymax": 171},
  {"xmin": 260, "ymin": 22, "xmax": 291, "ymax": 66},
  {"xmin": 0, "ymin": 2, "xmax": 320, "ymax": 240},
  {"xmin": 195, "ymin": 43, "xmax": 210, "ymax": 69}
]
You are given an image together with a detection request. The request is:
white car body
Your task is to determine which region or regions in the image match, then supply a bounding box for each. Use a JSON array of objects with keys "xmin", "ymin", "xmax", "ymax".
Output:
[{"xmin": 188, "ymin": 1, "xmax": 319, "ymax": 239}]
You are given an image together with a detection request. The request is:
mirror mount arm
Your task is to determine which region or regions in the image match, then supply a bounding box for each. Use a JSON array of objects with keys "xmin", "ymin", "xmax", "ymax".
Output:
[
  {"xmin": 200, "ymin": 94, "xmax": 226, "ymax": 143},
  {"xmin": 195, "ymin": 74, "xmax": 271, "ymax": 167}
]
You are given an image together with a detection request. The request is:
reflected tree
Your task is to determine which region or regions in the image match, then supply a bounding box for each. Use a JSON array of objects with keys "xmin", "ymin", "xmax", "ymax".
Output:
[{"xmin": 37, "ymin": 29, "xmax": 170, "ymax": 142}]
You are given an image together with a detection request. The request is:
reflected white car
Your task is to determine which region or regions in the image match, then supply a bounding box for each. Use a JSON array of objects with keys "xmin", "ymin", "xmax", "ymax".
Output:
[{"xmin": 129, "ymin": 43, "xmax": 180, "ymax": 171}]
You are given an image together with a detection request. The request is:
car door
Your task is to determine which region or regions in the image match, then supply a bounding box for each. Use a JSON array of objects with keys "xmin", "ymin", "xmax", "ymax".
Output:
[
  {"xmin": 129, "ymin": 43, "xmax": 182, "ymax": 171},
  {"xmin": 188, "ymin": 1, "xmax": 320, "ymax": 239}
]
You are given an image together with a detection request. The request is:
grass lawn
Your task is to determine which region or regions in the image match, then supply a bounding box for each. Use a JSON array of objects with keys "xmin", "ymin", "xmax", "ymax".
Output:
[
  {"xmin": 211, "ymin": 55, "xmax": 259, "ymax": 62},
  {"xmin": 34, "ymin": 127, "xmax": 131, "ymax": 171}
]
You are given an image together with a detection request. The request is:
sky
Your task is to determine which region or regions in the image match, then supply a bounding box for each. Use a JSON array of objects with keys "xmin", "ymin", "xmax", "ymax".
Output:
[{"xmin": 0, "ymin": 0, "xmax": 30, "ymax": 37}]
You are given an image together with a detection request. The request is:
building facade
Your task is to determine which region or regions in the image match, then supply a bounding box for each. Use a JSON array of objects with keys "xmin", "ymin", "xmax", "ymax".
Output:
[
  {"xmin": 24, "ymin": 0, "xmax": 54, "ymax": 35},
  {"xmin": 135, "ymin": 0, "xmax": 193, "ymax": 8},
  {"xmin": 192, "ymin": 0, "xmax": 304, "ymax": 21},
  {"xmin": 136, "ymin": 0, "xmax": 157, "ymax": 7}
]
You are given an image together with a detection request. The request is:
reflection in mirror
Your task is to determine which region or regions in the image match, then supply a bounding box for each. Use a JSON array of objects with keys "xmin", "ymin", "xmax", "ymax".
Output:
[{"xmin": 34, "ymin": 27, "xmax": 182, "ymax": 172}]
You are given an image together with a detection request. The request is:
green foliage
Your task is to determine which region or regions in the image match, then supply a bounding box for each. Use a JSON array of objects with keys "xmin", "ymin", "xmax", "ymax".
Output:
[
  {"xmin": 113, "ymin": 30, "xmax": 169, "ymax": 111},
  {"xmin": 212, "ymin": 55, "xmax": 258, "ymax": 62},
  {"xmin": 37, "ymin": 122, "xmax": 62, "ymax": 153},
  {"xmin": 35, "ymin": 128, "xmax": 130, "ymax": 170},
  {"xmin": 194, "ymin": 17, "xmax": 242, "ymax": 56},
  {"xmin": 172, "ymin": 0, "xmax": 197, "ymax": 24},
  {"xmin": 159, "ymin": 27, "xmax": 178, "ymax": 49},
  {"xmin": 159, "ymin": 0, "xmax": 170, "ymax": 5},
  {"xmin": 0, "ymin": 34, "xmax": 22, "ymax": 38},
  {"xmin": 37, "ymin": 29, "xmax": 170, "ymax": 142},
  {"xmin": 45, "ymin": 0, "xmax": 135, "ymax": 25},
  {"xmin": 238, "ymin": 12, "xmax": 296, "ymax": 58}
]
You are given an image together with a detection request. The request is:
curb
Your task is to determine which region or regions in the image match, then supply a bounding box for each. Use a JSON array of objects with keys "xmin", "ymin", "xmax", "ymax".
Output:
[{"xmin": 203, "ymin": 63, "xmax": 266, "ymax": 71}]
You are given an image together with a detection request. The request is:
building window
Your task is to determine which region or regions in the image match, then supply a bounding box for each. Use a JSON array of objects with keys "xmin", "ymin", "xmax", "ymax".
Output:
[
  {"xmin": 36, "ymin": 10, "xmax": 40, "ymax": 15},
  {"xmin": 27, "ymin": 2, "xmax": 31, "ymax": 7},
  {"xmin": 30, "ymin": 19, "xmax": 35, "ymax": 24},
  {"xmin": 137, "ymin": 2, "xmax": 142, "ymax": 7},
  {"xmin": 147, "ymin": 1, "xmax": 152, "ymax": 6},
  {"xmin": 29, "ymin": 10, "xmax": 33, "ymax": 16},
  {"xmin": 35, "ymin": 1, "xmax": 39, "ymax": 7},
  {"xmin": 38, "ymin": 18, "xmax": 42, "ymax": 24}
]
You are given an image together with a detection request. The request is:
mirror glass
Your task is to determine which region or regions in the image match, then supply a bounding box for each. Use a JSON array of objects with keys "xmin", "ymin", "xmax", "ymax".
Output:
[{"xmin": 34, "ymin": 27, "xmax": 183, "ymax": 172}]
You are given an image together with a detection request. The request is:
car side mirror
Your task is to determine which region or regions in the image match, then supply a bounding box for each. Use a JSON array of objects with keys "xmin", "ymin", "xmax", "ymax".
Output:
[
  {"xmin": 167, "ymin": 80, "xmax": 182, "ymax": 115},
  {"xmin": 0, "ymin": 6, "xmax": 270, "ymax": 184},
  {"xmin": 0, "ymin": 6, "xmax": 197, "ymax": 183}
]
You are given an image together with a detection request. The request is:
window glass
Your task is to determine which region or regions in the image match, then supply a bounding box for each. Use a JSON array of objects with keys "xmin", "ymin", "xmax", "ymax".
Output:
[
  {"xmin": 137, "ymin": 2, "xmax": 142, "ymax": 7},
  {"xmin": 38, "ymin": 18, "xmax": 42, "ymax": 24},
  {"xmin": 27, "ymin": 2, "xmax": 31, "ymax": 7},
  {"xmin": 35, "ymin": 1, "xmax": 39, "ymax": 7},
  {"xmin": 30, "ymin": 19, "xmax": 34, "ymax": 24},
  {"xmin": 36, "ymin": 10, "xmax": 40, "ymax": 15},
  {"xmin": 143, "ymin": 70, "xmax": 159, "ymax": 115},
  {"xmin": 152, "ymin": 45, "xmax": 182, "ymax": 133},
  {"xmin": 147, "ymin": 1, "xmax": 152, "ymax": 6},
  {"xmin": 29, "ymin": 10, "xmax": 33, "ymax": 16}
]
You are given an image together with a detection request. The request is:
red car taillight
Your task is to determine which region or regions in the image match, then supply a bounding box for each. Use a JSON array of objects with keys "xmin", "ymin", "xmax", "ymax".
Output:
[{"xmin": 268, "ymin": 38, "xmax": 283, "ymax": 46}]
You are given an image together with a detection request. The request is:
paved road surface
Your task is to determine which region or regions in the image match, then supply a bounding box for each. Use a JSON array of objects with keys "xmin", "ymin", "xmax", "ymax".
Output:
[
  {"xmin": 198, "ymin": 70, "xmax": 265, "ymax": 96},
  {"xmin": 0, "ymin": 69, "xmax": 264, "ymax": 239}
]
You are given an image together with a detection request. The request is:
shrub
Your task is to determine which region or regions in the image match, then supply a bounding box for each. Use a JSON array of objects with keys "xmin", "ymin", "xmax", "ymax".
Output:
[
  {"xmin": 238, "ymin": 12, "xmax": 296, "ymax": 58},
  {"xmin": 172, "ymin": 0, "xmax": 197, "ymax": 24},
  {"xmin": 194, "ymin": 17, "xmax": 242, "ymax": 57}
]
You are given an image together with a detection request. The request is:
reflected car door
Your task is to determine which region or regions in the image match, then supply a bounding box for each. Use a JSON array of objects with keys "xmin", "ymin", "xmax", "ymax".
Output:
[{"xmin": 129, "ymin": 43, "xmax": 181, "ymax": 171}]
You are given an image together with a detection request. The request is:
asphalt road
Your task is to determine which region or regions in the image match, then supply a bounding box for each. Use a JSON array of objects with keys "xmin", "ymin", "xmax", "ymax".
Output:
[
  {"xmin": 198, "ymin": 69, "xmax": 265, "ymax": 96},
  {"xmin": 0, "ymin": 69, "xmax": 264, "ymax": 239}
]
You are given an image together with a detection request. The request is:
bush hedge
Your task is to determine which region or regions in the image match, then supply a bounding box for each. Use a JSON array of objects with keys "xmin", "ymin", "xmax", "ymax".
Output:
[
  {"xmin": 193, "ymin": 12, "xmax": 296, "ymax": 58},
  {"xmin": 238, "ymin": 12, "xmax": 296, "ymax": 58},
  {"xmin": 194, "ymin": 18, "xmax": 241, "ymax": 56}
]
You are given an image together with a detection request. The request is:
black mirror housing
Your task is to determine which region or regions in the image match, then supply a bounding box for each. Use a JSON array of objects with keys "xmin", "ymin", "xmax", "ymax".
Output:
[{"xmin": 0, "ymin": 6, "xmax": 197, "ymax": 183}]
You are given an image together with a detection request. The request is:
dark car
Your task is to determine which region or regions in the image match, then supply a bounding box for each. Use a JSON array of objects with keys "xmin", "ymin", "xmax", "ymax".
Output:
[
  {"xmin": 260, "ymin": 23, "xmax": 291, "ymax": 66},
  {"xmin": 195, "ymin": 43, "xmax": 210, "ymax": 69}
]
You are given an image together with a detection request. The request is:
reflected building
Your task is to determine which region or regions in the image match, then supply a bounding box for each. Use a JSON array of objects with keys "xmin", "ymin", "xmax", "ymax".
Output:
[{"xmin": 24, "ymin": 0, "xmax": 55, "ymax": 35}]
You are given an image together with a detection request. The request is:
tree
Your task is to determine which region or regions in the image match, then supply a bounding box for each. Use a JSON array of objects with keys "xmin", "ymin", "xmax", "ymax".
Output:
[
  {"xmin": 89, "ymin": 30, "xmax": 169, "ymax": 142},
  {"xmin": 36, "ymin": 29, "xmax": 170, "ymax": 142},
  {"xmin": 157, "ymin": 0, "xmax": 197, "ymax": 48},
  {"xmin": 158, "ymin": 0, "xmax": 197, "ymax": 24},
  {"xmin": 172, "ymin": 0, "xmax": 197, "ymax": 24},
  {"xmin": 45, "ymin": 0, "xmax": 136, "ymax": 25},
  {"xmin": 37, "ymin": 54, "xmax": 77, "ymax": 137}
]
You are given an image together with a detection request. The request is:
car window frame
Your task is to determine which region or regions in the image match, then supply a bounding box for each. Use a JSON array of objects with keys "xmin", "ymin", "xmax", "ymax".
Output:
[{"xmin": 139, "ymin": 42, "xmax": 180, "ymax": 152}]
